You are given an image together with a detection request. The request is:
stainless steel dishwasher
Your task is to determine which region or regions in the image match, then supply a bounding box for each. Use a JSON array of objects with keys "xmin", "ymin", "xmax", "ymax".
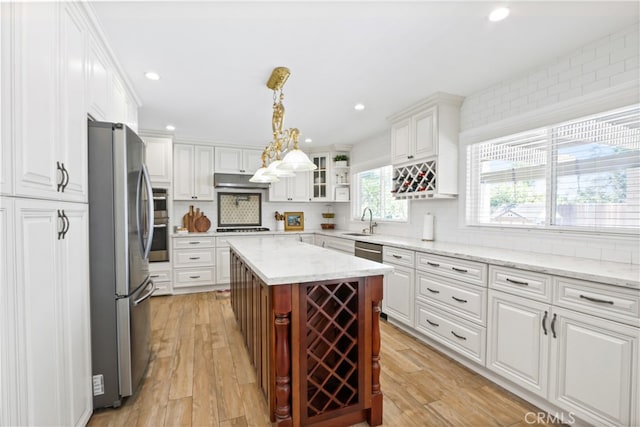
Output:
[{"xmin": 354, "ymin": 241, "xmax": 383, "ymax": 262}]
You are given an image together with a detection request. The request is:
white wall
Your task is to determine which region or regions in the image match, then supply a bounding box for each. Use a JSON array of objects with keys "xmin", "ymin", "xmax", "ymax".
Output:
[{"xmin": 338, "ymin": 22, "xmax": 640, "ymax": 264}]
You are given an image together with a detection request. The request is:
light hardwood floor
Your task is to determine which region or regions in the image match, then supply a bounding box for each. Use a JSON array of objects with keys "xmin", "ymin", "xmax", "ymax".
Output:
[{"xmin": 88, "ymin": 292, "xmax": 557, "ymax": 427}]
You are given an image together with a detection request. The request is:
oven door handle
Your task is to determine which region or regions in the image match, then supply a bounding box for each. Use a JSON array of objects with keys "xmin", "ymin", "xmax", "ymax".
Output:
[{"xmin": 153, "ymin": 224, "xmax": 167, "ymax": 228}]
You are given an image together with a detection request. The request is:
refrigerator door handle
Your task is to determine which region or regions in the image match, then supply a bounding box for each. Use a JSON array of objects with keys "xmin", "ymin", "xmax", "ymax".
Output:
[
  {"xmin": 136, "ymin": 164, "xmax": 155, "ymax": 260},
  {"xmin": 133, "ymin": 279, "xmax": 156, "ymax": 306},
  {"xmin": 141, "ymin": 163, "xmax": 154, "ymax": 260}
]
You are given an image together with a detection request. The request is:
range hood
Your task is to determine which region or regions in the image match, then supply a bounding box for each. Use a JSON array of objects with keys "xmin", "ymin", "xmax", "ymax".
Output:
[{"xmin": 214, "ymin": 173, "xmax": 270, "ymax": 190}]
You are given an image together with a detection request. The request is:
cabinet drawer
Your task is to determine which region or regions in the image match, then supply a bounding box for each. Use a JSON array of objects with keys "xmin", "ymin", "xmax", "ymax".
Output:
[
  {"xmin": 152, "ymin": 281, "xmax": 172, "ymax": 296},
  {"xmin": 416, "ymin": 272, "xmax": 487, "ymax": 326},
  {"xmin": 149, "ymin": 270, "xmax": 171, "ymax": 282},
  {"xmin": 383, "ymin": 246, "xmax": 415, "ymax": 267},
  {"xmin": 553, "ymin": 277, "xmax": 639, "ymax": 327},
  {"xmin": 321, "ymin": 236, "xmax": 354, "ymax": 255},
  {"xmin": 489, "ymin": 266, "xmax": 552, "ymax": 303},
  {"xmin": 173, "ymin": 236, "xmax": 215, "ymax": 249},
  {"xmin": 173, "ymin": 267, "xmax": 215, "ymax": 288},
  {"xmin": 416, "ymin": 252, "xmax": 487, "ymax": 286},
  {"xmin": 415, "ymin": 301, "xmax": 486, "ymax": 365},
  {"xmin": 174, "ymin": 248, "xmax": 215, "ymax": 267}
]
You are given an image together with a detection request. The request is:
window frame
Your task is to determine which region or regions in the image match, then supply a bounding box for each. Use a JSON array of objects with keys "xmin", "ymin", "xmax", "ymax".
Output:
[
  {"xmin": 352, "ymin": 165, "xmax": 408, "ymax": 223},
  {"xmin": 465, "ymin": 104, "xmax": 640, "ymax": 236}
]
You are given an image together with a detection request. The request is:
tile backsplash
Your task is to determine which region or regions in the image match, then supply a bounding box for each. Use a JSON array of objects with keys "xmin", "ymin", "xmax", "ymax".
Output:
[{"xmin": 218, "ymin": 193, "xmax": 261, "ymax": 226}]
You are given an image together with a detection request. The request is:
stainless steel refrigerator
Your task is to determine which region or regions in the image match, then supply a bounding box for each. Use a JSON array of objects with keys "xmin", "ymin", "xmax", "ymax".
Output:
[{"xmin": 88, "ymin": 121, "xmax": 156, "ymax": 409}]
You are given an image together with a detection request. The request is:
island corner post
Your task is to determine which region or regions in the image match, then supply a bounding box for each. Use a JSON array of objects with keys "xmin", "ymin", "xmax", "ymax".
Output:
[{"xmin": 230, "ymin": 249, "xmax": 384, "ymax": 427}]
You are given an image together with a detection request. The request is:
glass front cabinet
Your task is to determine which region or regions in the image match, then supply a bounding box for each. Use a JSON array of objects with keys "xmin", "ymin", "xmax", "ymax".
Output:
[
  {"xmin": 310, "ymin": 151, "xmax": 350, "ymax": 202},
  {"xmin": 311, "ymin": 153, "xmax": 329, "ymax": 201}
]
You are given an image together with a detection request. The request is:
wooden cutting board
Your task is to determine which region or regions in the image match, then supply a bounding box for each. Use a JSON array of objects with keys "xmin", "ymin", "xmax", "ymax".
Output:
[
  {"xmin": 183, "ymin": 205, "xmax": 196, "ymax": 232},
  {"xmin": 194, "ymin": 214, "xmax": 211, "ymax": 232}
]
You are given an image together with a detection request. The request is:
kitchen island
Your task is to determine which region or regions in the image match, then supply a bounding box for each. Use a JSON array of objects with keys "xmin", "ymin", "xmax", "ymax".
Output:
[{"xmin": 229, "ymin": 237, "xmax": 392, "ymax": 427}]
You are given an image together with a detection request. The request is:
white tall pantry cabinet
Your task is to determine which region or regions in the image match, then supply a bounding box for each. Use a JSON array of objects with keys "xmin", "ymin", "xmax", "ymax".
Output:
[{"xmin": 0, "ymin": 2, "xmax": 139, "ymax": 425}]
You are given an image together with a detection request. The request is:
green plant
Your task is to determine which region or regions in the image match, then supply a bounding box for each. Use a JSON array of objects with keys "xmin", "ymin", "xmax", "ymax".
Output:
[{"xmin": 334, "ymin": 154, "xmax": 348, "ymax": 162}]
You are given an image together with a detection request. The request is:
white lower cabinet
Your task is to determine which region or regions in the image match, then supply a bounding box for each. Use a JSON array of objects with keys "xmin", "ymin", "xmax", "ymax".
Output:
[
  {"xmin": 216, "ymin": 246, "xmax": 231, "ymax": 284},
  {"xmin": 314, "ymin": 234, "xmax": 354, "ymax": 255},
  {"xmin": 173, "ymin": 235, "xmax": 215, "ymax": 290},
  {"xmin": 487, "ymin": 290, "xmax": 550, "ymax": 397},
  {"xmin": 549, "ymin": 306, "xmax": 638, "ymax": 426},
  {"xmin": 383, "ymin": 263, "xmax": 415, "ymax": 327},
  {"xmin": 415, "ymin": 300, "xmax": 486, "ymax": 364},
  {"xmin": 149, "ymin": 262, "xmax": 172, "ymax": 296},
  {"xmin": 13, "ymin": 199, "xmax": 92, "ymax": 426},
  {"xmin": 488, "ymin": 273, "xmax": 639, "ymax": 426}
]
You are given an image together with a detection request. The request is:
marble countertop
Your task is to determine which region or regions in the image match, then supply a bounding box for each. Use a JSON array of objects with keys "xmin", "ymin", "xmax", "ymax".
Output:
[
  {"xmin": 227, "ymin": 237, "xmax": 393, "ymax": 286},
  {"xmin": 316, "ymin": 230, "xmax": 640, "ymax": 289}
]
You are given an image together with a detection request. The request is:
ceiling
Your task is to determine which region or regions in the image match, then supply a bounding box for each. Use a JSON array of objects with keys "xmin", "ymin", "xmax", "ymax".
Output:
[{"xmin": 90, "ymin": 1, "xmax": 639, "ymax": 148}]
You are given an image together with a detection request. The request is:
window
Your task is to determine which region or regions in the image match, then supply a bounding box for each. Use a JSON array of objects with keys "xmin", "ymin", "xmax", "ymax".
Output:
[
  {"xmin": 354, "ymin": 165, "xmax": 408, "ymax": 221},
  {"xmin": 466, "ymin": 104, "xmax": 640, "ymax": 233}
]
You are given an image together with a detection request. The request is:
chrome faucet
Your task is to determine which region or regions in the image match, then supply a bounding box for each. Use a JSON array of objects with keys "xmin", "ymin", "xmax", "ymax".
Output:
[{"xmin": 361, "ymin": 207, "xmax": 378, "ymax": 234}]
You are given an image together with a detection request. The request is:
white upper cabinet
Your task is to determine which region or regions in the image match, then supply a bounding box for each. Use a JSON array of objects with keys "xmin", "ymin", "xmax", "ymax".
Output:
[
  {"xmin": 12, "ymin": 2, "xmax": 87, "ymax": 203},
  {"xmin": 390, "ymin": 118, "xmax": 411, "ymax": 164},
  {"xmin": 0, "ymin": 5, "xmax": 12, "ymax": 196},
  {"xmin": 173, "ymin": 144, "xmax": 214, "ymax": 201},
  {"xmin": 86, "ymin": 34, "xmax": 109, "ymax": 122},
  {"xmin": 215, "ymin": 147, "xmax": 263, "ymax": 175},
  {"xmin": 269, "ymin": 171, "xmax": 310, "ymax": 202},
  {"xmin": 412, "ymin": 107, "xmax": 437, "ymax": 159},
  {"xmin": 144, "ymin": 136, "xmax": 173, "ymax": 186}
]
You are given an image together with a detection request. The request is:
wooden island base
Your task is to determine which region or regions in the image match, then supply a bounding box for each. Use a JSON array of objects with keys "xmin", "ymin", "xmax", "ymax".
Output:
[{"xmin": 230, "ymin": 250, "xmax": 384, "ymax": 427}]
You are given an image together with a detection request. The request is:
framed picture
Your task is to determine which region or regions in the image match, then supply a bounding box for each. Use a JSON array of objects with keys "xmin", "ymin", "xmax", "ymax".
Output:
[{"xmin": 284, "ymin": 211, "xmax": 304, "ymax": 231}]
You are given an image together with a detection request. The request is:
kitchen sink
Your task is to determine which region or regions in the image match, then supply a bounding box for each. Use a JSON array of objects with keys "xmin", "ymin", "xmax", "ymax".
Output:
[{"xmin": 342, "ymin": 232, "xmax": 371, "ymax": 236}]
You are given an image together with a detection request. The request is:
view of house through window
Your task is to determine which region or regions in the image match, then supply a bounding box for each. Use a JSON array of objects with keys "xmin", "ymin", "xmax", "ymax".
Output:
[
  {"xmin": 466, "ymin": 104, "xmax": 640, "ymax": 232},
  {"xmin": 355, "ymin": 165, "xmax": 408, "ymax": 221}
]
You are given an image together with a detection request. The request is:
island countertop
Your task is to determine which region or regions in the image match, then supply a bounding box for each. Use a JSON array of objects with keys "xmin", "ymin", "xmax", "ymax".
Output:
[{"xmin": 227, "ymin": 236, "xmax": 392, "ymax": 286}]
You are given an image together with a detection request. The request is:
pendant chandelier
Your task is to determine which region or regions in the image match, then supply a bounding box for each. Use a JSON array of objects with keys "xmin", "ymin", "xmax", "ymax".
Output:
[{"xmin": 250, "ymin": 67, "xmax": 317, "ymax": 183}]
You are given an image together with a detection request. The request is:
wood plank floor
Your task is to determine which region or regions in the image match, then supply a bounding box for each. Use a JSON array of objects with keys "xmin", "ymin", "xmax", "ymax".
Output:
[{"xmin": 88, "ymin": 292, "xmax": 557, "ymax": 427}]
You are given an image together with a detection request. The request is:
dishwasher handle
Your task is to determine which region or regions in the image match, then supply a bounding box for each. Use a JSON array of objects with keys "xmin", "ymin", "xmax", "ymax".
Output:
[{"xmin": 356, "ymin": 247, "xmax": 382, "ymax": 255}]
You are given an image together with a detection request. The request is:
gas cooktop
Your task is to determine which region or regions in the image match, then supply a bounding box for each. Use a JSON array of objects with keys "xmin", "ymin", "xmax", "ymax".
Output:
[{"xmin": 216, "ymin": 227, "xmax": 270, "ymax": 233}]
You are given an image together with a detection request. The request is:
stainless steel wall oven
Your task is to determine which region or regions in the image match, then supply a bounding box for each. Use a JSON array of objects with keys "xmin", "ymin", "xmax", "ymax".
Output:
[{"xmin": 150, "ymin": 188, "xmax": 169, "ymax": 262}]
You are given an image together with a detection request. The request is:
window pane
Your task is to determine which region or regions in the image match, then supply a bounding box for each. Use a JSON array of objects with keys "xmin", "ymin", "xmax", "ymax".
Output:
[
  {"xmin": 473, "ymin": 131, "xmax": 547, "ymax": 226},
  {"xmin": 355, "ymin": 166, "xmax": 407, "ymax": 221},
  {"xmin": 553, "ymin": 107, "xmax": 640, "ymax": 229}
]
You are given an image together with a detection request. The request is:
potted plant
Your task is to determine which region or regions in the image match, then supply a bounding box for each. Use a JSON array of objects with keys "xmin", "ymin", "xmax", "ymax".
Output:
[{"xmin": 333, "ymin": 154, "xmax": 349, "ymax": 167}]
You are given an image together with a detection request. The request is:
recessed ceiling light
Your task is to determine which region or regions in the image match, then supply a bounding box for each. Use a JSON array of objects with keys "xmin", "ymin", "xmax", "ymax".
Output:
[
  {"xmin": 489, "ymin": 7, "xmax": 510, "ymax": 22},
  {"xmin": 145, "ymin": 71, "xmax": 160, "ymax": 81},
  {"xmin": 354, "ymin": 103, "xmax": 365, "ymax": 111},
  {"xmin": 165, "ymin": 125, "xmax": 175, "ymax": 131},
  {"xmin": 304, "ymin": 138, "xmax": 312, "ymax": 143}
]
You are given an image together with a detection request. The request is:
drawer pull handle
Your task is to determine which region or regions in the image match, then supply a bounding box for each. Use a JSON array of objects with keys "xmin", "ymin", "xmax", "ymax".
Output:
[
  {"xmin": 427, "ymin": 288, "xmax": 440, "ymax": 294},
  {"xmin": 189, "ymin": 257, "xmax": 201, "ymax": 260},
  {"xmin": 451, "ymin": 267, "xmax": 468, "ymax": 273},
  {"xmin": 392, "ymin": 254, "xmax": 402, "ymax": 259},
  {"xmin": 189, "ymin": 275, "xmax": 201, "ymax": 279},
  {"xmin": 150, "ymin": 274, "xmax": 160, "ymax": 278},
  {"xmin": 451, "ymin": 296, "xmax": 467, "ymax": 303},
  {"xmin": 189, "ymin": 241, "xmax": 201, "ymax": 244},
  {"xmin": 426, "ymin": 262, "xmax": 440, "ymax": 267},
  {"xmin": 506, "ymin": 278, "xmax": 529, "ymax": 286},
  {"xmin": 451, "ymin": 331, "xmax": 467, "ymax": 341},
  {"xmin": 550, "ymin": 313, "xmax": 557, "ymax": 338},
  {"xmin": 579, "ymin": 294, "xmax": 614, "ymax": 305},
  {"xmin": 426, "ymin": 319, "xmax": 439, "ymax": 327},
  {"xmin": 542, "ymin": 310, "xmax": 548, "ymax": 335}
]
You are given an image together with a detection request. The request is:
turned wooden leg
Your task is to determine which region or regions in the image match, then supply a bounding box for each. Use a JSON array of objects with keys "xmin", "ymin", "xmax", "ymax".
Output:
[
  {"xmin": 368, "ymin": 278, "xmax": 383, "ymax": 426},
  {"xmin": 273, "ymin": 286, "xmax": 292, "ymax": 427}
]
